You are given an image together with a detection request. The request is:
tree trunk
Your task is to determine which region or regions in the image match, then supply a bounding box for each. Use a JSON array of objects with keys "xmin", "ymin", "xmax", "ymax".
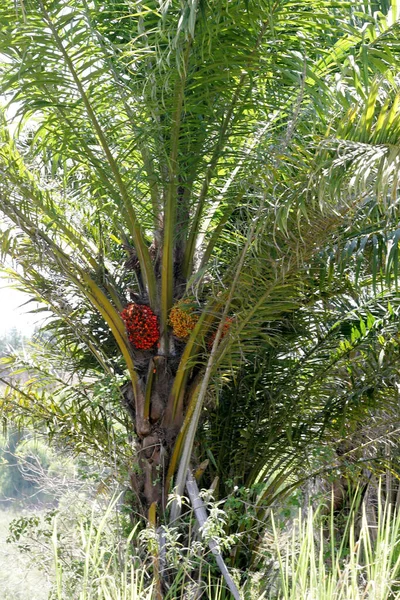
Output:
[{"xmin": 122, "ymin": 354, "xmax": 185, "ymax": 517}]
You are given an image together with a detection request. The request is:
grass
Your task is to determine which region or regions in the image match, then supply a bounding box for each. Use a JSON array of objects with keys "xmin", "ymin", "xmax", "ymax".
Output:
[
  {"xmin": 4, "ymin": 486, "xmax": 400, "ymax": 600},
  {"xmin": 263, "ymin": 495, "xmax": 400, "ymax": 600}
]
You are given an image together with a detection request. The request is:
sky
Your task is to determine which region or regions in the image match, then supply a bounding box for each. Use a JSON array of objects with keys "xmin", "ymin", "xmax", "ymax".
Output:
[{"xmin": 0, "ymin": 283, "xmax": 41, "ymax": 336}]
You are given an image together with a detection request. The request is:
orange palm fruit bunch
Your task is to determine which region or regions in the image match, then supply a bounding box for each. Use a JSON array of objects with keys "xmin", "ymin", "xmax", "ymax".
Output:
[
  {"xmin": 121, "ymin": 303, "xmax": 159, "ymax": 350},
  {"xmin": 169, "ymin": 300, "xmax": 199, "ymax": 339}
]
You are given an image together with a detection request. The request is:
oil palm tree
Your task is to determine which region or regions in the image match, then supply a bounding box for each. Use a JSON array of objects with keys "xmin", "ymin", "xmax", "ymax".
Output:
[{"xmin": 1, "ymin": 0, "xmax": 400, "ymax": 531}]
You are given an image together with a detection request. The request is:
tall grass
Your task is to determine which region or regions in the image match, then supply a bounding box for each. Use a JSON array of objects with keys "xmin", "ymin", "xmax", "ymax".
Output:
[
  {"xmin": 267, "ymin": 495, "xmax": 400, "ymax": 600},
  {"xmin": 50, "ymin": 494, "xmax": 231, "ymax": 600},
  {"xmin": 51, "ymin": 496, "xmax": 154, "ymax": 600},
  {"xmin": 27, "ymin": 489, "xmax": 400, "ymax": 599}
]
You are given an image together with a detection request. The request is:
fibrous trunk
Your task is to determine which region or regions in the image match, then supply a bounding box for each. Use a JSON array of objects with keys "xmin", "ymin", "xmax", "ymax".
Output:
[{"xmin": 122, "ymin": 355, "xmax": 187, "ymax": 516}]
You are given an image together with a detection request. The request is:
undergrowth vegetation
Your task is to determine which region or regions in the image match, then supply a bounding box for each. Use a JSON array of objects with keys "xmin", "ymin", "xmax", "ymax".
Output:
[{"xmin": 5, "ymin": 481, "xmax": 400, "ymax": 599}]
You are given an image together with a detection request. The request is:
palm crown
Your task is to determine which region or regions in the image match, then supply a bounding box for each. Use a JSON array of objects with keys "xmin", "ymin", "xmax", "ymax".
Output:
[{"xmin": 1, "ymin": 0, "xmax": 400, "ymax": 526}]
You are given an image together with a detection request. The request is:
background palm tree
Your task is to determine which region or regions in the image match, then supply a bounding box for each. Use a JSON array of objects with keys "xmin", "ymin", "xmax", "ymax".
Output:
[{"xmin": 1, "ymin": 0, "xmax": 400, "ymax": 535}]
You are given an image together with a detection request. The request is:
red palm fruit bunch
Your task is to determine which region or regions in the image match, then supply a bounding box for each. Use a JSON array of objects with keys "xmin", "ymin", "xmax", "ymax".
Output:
[
  {"xmin": 169, "ymin": 300, "xmax": 199, "ymax": 339},
  {"xmin": 121, "ymin": 303, "xmax": 159, "ymax": 350},
  {"xmin": 208, "ymin": 316, "xmax": 233, "ymax": 350}
]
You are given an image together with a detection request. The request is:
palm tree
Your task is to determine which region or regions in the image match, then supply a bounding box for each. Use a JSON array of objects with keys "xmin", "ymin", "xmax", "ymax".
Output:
[{"xmin": 1, "ymin": 0, "xmax": 400, "ymax": 530}]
